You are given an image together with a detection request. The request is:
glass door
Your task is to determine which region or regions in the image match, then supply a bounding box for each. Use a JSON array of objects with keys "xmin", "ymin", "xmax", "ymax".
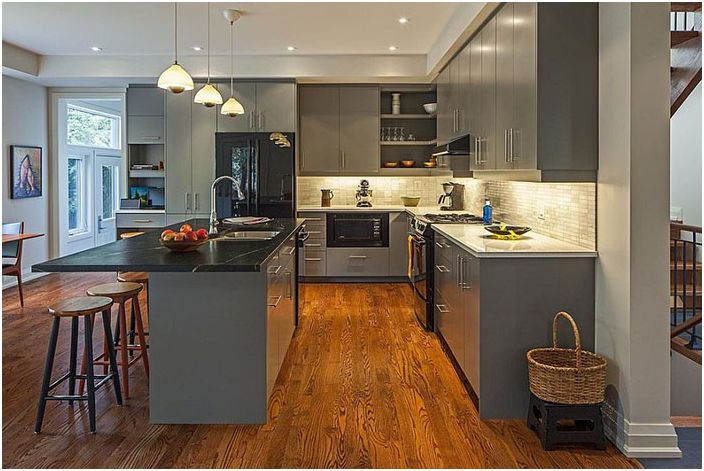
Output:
[{"xmin": 94, "ymin": 152, "xmax": 121, "ymax": 246}]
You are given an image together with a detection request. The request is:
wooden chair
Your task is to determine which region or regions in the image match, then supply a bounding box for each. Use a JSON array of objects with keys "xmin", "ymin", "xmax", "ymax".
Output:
[{"xmin": 3, "ymin": 222, "xmax": 25, "ymax": 307}]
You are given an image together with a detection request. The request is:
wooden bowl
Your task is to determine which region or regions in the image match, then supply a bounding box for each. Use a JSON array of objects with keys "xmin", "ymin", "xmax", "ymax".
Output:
[
  {"xmin": 400, "ymin": 160, "xmax": 416, "ymax": 168},
  {"xmin": 160, "ymin": 238, "xmax": 209, "ymax": 252},
  {"xmin": 400, "ymin": 196, "xmax": 421, "ymax": 207},
  {"xmin": 423, "ymin": 161, "xmax": 437, "ymax": 168},
  {"xmin": 383, "ymin": 161, "xmax": 399, "ymax": 168}
]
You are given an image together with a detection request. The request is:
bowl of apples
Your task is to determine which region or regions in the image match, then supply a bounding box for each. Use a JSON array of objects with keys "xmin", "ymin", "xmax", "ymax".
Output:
[{"xmin": 160, "ymin": 224, "xmax": 210, "ymax": 252}]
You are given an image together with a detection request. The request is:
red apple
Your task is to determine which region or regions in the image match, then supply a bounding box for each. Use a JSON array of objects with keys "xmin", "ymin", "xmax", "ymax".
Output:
[
  {"xmin": 180, "ymin": 223, "xmax": 193, "ymax": 233},
  {"xmin": 161, "ymin": 229, "xmax": 175, "ymax": 239},
  {"xmin": 162, "ymin": 232, "xmax": 176, "ymax": 242},
  {"xmin": 184, "ymin": 231, "xmax": 199, "ymax": 242},
  {"xmin": 174, "ymin": 232, "xmax": 186, "ymax": 241},
  {"xmin": 195, "ymin": 228, "xmax": 209, "ymax": 240}
]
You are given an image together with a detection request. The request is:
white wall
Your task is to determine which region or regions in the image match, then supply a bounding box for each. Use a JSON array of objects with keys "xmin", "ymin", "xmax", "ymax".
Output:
[
  {"xmin": 2, "ymin": 75, "xmax": 50, "ymax": 287},
  {"xmin": 596, "ymin": 3, "xmax": 679, "ymax": 458},
  {"xmin": 670, "ymin": 82, "xmax": 702, "ymax": 226}
]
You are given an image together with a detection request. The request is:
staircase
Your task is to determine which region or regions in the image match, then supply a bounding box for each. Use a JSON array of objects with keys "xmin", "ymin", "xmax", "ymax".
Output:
[
  {"xmin": 670, "ymin": 223, "xmax": 702, "ymax": 364},
  {"xmin": 670, "ymin": 3, "xmax": 702, "ymax": 116}
]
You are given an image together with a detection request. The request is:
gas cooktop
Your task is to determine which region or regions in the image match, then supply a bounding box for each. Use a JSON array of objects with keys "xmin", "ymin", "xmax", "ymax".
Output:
[{"xmin": 418, "ymin": 213, "xmax": 484, "ymax": 224}]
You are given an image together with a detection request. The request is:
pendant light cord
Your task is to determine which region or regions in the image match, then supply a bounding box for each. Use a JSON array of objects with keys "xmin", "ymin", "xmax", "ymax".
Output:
[
  {"xmin": 206, "ymin": 2, "xmax": 210, "ymax": 83},
  {"xmin": 174, "ymin": 2, "xmax": 178, "ymax": 64},
  {"xmin": 230, "ymin": 20, "xmax": 234, "ymax": 96}
]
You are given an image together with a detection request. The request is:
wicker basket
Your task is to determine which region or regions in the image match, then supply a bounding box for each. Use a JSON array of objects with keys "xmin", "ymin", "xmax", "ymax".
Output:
[{"xmin": 527, "ymin": 312, "xmax": 607, "ymax": 405}]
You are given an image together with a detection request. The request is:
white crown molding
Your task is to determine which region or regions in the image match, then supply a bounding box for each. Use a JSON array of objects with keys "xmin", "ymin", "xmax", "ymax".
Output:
[
  {"xmin": 2, "ymin": 42, "xmax": 40, "ymax": 76},
  {"xmin": 602, "ymin": 402, "xmax": 681, "ymax": 458}
]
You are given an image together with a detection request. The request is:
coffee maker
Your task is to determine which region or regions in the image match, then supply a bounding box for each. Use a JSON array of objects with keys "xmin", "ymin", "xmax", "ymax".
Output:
[
  {"xmin": 438, "ymin": 182, "xmax": 465, "ymax": 211},
  {"xmin": 355, "ymin": 179, "xmax": 373, "ymax": 207}
]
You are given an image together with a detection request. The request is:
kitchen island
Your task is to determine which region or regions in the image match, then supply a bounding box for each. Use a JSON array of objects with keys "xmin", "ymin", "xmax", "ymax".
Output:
[{"xmin": 34, "ymin": 218, "xmax": 304, "ymax": 424}]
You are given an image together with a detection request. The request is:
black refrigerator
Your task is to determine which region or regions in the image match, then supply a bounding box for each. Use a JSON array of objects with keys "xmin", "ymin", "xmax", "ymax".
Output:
[{"xmin": 215, "ymin": 132, "xmax": 295, "ymax": 219}]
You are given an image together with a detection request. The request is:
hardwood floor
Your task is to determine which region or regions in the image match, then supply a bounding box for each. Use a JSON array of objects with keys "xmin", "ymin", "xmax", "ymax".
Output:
[{"xmin": 3, "ymin": 274, "xmax": 641, "ymax": 468}]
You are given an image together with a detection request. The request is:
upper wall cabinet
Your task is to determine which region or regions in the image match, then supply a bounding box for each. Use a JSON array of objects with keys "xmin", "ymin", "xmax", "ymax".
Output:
[
  {"xmin": 299, "ymin": 85, "xmax": 379, "ymax": 175},
  {"xmin": 127, "ymin": 87, "xmax": 165, "ymax": 144},
  {"xmin": 436, "ymin": 2, "xmax": 598, "ymax": 182},
  {"xmin": 217, "ymin": 82, "xmax": 295, "ymax": 133}
]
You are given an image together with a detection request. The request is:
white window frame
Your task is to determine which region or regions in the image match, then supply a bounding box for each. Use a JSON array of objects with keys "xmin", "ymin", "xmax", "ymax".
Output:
[
  {"xmin": 67, "ymin": 153, "xmax": 89, "ymax": 237},
  {"xmin": 65, "ymin": 103, "xmax": 122, "ymax": 150}
]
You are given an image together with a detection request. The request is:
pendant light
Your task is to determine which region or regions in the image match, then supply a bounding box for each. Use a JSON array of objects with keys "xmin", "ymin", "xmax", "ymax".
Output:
[
  {"xmin": 221, "ymin": 9, "xmax": 245, "ymax": 117},
  {"xmin": 158, "ymin": 3, "xmax": 194, "ymax": 94},
  {"xmin": 194, "ymin": 3, "xmax": 223, "ymax": 107}
]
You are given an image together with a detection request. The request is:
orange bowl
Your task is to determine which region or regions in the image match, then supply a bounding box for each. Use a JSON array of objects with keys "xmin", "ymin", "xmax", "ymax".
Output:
[
  {"xmin": 160, "ymin": 238, "xmax": 209, "ymax": 252},
  {"xmin": 383, "ymin": 161, "xmax": 400, "ymax": 168},
  {"xmin": 400, "ymin": 160, "xmax": 416, "ymax": 168}
]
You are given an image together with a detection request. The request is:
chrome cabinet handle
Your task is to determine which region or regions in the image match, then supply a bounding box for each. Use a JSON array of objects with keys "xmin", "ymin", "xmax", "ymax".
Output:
[
  {"xmin": 269, "ymin": 265, "xmax": 282, "ymax": 275},
  {"xmin": 436, "ymin": 304, "xmax": 450, "ymax": 313},
  {"xmin": 268, "ymin": 295, "xmax": 282, "ymax": 307},
  {"xmin": 435, "ymin": 241, "xmax": 444, "ymax": 248},
  {"xmin": 504, "ymin": 129, "xmax": 509, "ymax": 163},
  {"xmin": 460, "ymin": 257, "xmax": 471, "ymax": 290},
  {"xmin": 249, "ymin": 110, "xmax": 255, "ymax": 129},
  {"xmin": 304, "ymin": 242, "xmax": 322, "ymax": 248},
  {"xmin": 457, "ymin": 255, "xmax": 463, "ymax": 287},
  {"xmin": 285, "ymin": 247, "xmax": 295, "ymax": 256},
  {"xmin": 142, "ymin": 136, "xmax": 162, "ymax": 141},
  {"xmin": 307, "ymin": 230, "xmax": 322, "ymax": 235},
  {"xmin": 133, "ymin": 219, "xmax": 152, "ymax": 223},
  {"xmin": 185, "ymin": 193, "xmax": 191, "ymax": 211},
  {"xmin": 305, "ymin": 217, "xmax": 322, "ymax": 222},
  {"xmin": 349, "ymin": 255, "xmax": 367, "ymax": 259},
  {"xmin": 304, "ymin": 257, "xmax": 322, "ymax": 261},
  {"xmin": 258, "ymin": 111, "xmax": 264, "ymax": 129},
  {"xmin": 194, "ymin": 193, "xmax": 199, "ymax": 211},
  {"xmin": 435, "ymin": 264, "xmax": 449, "ymax": 273},
  {"xmin": 510, "ymin": 128, "xmax": 517, "ymax": 161},
  {"xmin": 285, "ymin": 271, "xmax": 292, "ymax": 299}
]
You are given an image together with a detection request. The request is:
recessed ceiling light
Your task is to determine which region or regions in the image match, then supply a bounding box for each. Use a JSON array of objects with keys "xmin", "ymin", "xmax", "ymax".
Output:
[
  {"xmin": 287, "ymin": 46, "xmax": 296, "ymax": 51},
  {"xmin": 388, "ymin": 45, "xmax": 398, "ymax": 51},
  {"xmin": 398, "ymin": 17, "xmax": 409, "ymax": 24},
  {"xmin": 90, "ymin": 46, "xmax": 102, "ymax": 52},
  {"xmin": 192, "ymin": 46, "xmax": 203, "ymax": 52}
]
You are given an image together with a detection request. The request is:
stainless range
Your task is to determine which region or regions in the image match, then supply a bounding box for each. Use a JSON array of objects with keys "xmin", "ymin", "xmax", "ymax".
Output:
[{"xmin": 408, "ymin": 213, "xmax": 484, "ymax": 330}]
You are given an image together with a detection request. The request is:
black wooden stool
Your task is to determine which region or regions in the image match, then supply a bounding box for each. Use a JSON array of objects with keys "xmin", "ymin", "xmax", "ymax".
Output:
[
  {"xmin": 35, "ymin": 296, "xmax": 122, "ymax": 434},
  {"xmin": 527, "ymin": 392, "xmax": 606, "ymax": 450}
]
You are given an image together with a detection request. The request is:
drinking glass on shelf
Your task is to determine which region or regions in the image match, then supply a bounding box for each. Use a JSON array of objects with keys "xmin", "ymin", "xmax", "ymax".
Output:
[
  {"xmin": 392, "ymin": 127, "xmax": 400, "ymax": 141},
  {"xmin": 380, "ymin": 127, "xmax": 386, "ymax": 141},
  {"xmin": 407, "ymin": 133, "xmax": 416, "ymax": 141},
  {"xmin": 399, "ymin": 127, "xmax": 406, "ymax": 141}
]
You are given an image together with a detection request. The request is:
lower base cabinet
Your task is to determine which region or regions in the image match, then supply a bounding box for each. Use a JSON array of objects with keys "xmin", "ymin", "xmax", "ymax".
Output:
[
  {"xmin": 433, "ymin": 230, "xmax": 596, "ymax": 419},
  {"xmin": 326, "ymin": 248, "xmax": 390, "ymax": 277}
]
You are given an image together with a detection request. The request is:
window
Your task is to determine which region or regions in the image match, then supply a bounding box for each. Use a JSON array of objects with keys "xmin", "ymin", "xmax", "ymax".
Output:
[
  {"xmin": 67, "ymin": 156, "xmax": 87, "ymax": 235},
  {"xmin": 66, "ymin": 105, "xmax": 120, "ymax": 149},
  {"xmin": 101, "ymin": 164, "xmax": 119, "ymax": 220}
]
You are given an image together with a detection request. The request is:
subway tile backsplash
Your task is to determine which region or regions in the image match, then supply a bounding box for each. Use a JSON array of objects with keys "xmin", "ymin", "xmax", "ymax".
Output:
[{"xmin": 297, "ymin": 177, "xmax": 596, "ymax": 250}]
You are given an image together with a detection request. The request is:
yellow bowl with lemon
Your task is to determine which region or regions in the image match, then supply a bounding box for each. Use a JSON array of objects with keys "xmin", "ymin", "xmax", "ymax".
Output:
[{"xmin": 484, "ymin": 224, "xmax": 531, "ymax": 240}]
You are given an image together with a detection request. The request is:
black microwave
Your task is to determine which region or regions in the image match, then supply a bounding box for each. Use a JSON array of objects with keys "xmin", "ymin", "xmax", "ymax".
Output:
[{"xmin": 327, "ymin": 212, "xmax": 389, "ymax": 247}]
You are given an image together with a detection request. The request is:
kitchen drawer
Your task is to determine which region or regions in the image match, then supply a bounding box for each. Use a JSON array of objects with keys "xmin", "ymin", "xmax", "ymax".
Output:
[
  {"xmin": 300, "ymin": 250, "xmax": 326, "ymax": 277},
  {"xmin": 301, "ymin": 239, "xmax": 326, "ymax": 250},
  {"xmin": 326, "ymin": 248, "xmax": 389, "ymax": 277},
  {"xmin": 128, "ymin": 116, "xmax": 165, "ymax": 144},
  {"xmin": 297, "ymin": 212, "xmax": 326, "ymax": 226},
  {"xmin": 116, "ymin": 213, "xmax": 166, "ymax": 228},
  {"xmin": 304, "ymin": 226, "xmax": 326, "ymax": 240},
  {"xmin": 434, "ymin": 257, "xmax": 453, "ymax": 299},
  {"xmin": 278, "ymin": 234, "xmax": 297, "ymax": 268},
  {"xmin": 434, "ymin": 234, "xmax": 453, "ymax": 264}
]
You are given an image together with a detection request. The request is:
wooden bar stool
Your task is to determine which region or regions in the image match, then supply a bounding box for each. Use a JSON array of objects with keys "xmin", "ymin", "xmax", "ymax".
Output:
[
  {"xmin": 81, "ymin": 282, "xmax": 149, "ymax": 399},
  {"xmin": 35, "ymin": 296, "xmax": 122, "ymax": 434},
  {"xmin": 117, "ymin": 271, "xmax": 150, "ymax": 349}
]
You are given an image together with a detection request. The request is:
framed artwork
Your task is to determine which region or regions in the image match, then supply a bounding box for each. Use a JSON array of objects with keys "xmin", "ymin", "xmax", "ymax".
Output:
[{"xmin": 10, "ymin": 145, "xmax": 42, "ymax": 199}]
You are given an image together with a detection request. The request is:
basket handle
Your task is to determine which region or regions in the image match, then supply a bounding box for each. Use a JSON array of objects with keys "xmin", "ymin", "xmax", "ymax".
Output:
[{"xmin": 552, "ymin": 311, "xmax": 581, "ymax": 368}]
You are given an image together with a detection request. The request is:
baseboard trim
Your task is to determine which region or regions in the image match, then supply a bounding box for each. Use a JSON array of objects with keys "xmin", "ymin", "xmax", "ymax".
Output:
[
  {"xmin": 602, "ymin": 403, "xmax": 682, "ymax": 458},
  {"xmin": 2, "ymin": 271, "xmax": 50, "ymax": 290}
]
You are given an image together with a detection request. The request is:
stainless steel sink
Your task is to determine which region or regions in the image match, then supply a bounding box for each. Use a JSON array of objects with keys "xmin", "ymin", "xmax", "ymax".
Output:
[{"xmin": 217, "ymin": 230, "xmax": 281, "ymax": 241}]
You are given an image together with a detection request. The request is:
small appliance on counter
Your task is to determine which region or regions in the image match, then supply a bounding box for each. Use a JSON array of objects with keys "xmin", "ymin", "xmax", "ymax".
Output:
[
  {"xmin": 355, "ymin": 179, "xmax": 373, "ymax": 207},
  {"xmin": 437, "ymin": 182, "xmax": 465, "ymax": 211},
  {"xmin": 321, "ymin": 189, "xmax": 334, "ymax": 207}
]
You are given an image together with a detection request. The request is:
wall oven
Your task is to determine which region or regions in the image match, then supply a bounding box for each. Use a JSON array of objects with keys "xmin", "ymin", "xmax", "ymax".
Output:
[{"xmin": 327, "ymin": 212, "xmax": 389, "ymax": 247}]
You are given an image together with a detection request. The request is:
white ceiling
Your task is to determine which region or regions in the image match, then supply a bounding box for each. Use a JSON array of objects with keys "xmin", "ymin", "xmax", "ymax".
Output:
[{"xmin": 2, "ymin": 2, "xmax": 460, "ymax": 56}]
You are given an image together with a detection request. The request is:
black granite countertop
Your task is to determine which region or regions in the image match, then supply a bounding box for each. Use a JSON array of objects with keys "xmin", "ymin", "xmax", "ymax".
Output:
[{"xmin": 33, "ymin": 218, "xmax": 305, "ymax": 273}]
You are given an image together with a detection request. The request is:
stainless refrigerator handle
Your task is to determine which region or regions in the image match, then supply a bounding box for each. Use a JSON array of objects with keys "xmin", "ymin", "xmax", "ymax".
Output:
[
  {"xmin": 185, "ymin": 192, "xmax": 190, "ymax": 211},
  {"xmin": 249, "ymin": 110, "xmax": 255, "ymax": 129},
  {"xmin": 194, "ymin": 192, "xmax": 199, "ymax": 211},
  {"xmin": 510, "ymin": 128, "xmax": 517, "ymax": 162},
  {"xmin": 462, "ymin": 257, "xmax": 471, "ymax": 290},
  {"xmin": 258, "ymin": 111, "xmax": 263, "ymax": 130}
]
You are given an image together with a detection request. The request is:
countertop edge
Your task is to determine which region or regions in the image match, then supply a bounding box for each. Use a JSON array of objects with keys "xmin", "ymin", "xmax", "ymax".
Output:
[{"xmin": 432, "ymin": 225, "xmax": 598, "ymax": 259}]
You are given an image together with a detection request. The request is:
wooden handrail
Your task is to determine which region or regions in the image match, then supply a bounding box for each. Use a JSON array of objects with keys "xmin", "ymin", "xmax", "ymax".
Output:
[
  {"xmin": 670, "ymin": 222, "xmax": 703, "ymax": 234},
  {"xmin": 671, "ymin": 313, "xmax": 702, "ymax": 338}
]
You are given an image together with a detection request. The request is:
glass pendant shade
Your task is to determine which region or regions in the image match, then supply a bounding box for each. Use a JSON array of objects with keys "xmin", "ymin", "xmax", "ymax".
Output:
[
  {"xmin": 158, "ymin": 63, "xmax": 194, "ymax": 94},
  {"xmin": 220, "ymin": 96, "xmax": 245, "ymax": 116},
  {"xmin": 194, "ymin": 83, "xmax": 223, "ymax": 107}
]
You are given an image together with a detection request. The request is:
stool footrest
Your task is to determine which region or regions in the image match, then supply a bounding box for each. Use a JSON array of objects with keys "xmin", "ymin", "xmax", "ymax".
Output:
[{"xmin": 45, "ymin": 372, "xmax": 117, "ymax": 399}]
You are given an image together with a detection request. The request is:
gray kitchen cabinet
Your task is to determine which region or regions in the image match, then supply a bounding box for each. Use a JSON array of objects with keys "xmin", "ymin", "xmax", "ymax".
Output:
[
  {"xmin": 436, "ymin": 67, "xmax": 452, "ymax": 144},
  {"xmin": 298, "ymin": 212, "xmax": 327, "ymax": 277},
  {"xmin": 299, "ymin": 86, "xmax": 340, "ymax": 174},
  {"xmin": 165, "ymin": 91, "xmax": 192, "ymax": 214},
  {"xmin": 326, "ymin": 248, "xmax": 390, "ymax": 277},
  {"xmin": 255, "ymin": 82, "xmax": 296, "ymax": 132},
  {"xmin": 217, "ymin": 82, "xmax": 257, "ymax": 132},
  {"xmin": 127, "ymin": 87, "xmax": 164, "ymax": 116},
  {"xmin": 388, "ymin": 211, "xmax": 408, "ymax": 277},
  {"xmin": 191, "ymin": 93, "xmax": 217, "ymax": 216},
  {"xmin": 299, "ymin": 85, "xmax": 379, "ymax": 175},
  {"xmin": 456, "ymin": 44, "xmax": 471, "ymax": 137},
  {"xmin": 128, "ymin": 116, "xmax": 165, "ymax": 144},
  {"xmin": 437, "ymin": 44, "xmax": 470, "ymax": 143},
  {"xmin": 339, "ymin": 86, "xmax": 379, "ymax": 174},
  {"xmin": 462, "ymin": 252, "xmax": 480, "ymax": 393},
  {"xmin": 478, "ymin": 18, "xmax": 497, "ymax": 171}
]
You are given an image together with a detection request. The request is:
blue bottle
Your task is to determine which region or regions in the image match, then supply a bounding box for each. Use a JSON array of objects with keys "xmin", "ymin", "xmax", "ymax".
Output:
[{"xmin": 482, "ymin": 198, "xmax": 493, "ymax": 225}]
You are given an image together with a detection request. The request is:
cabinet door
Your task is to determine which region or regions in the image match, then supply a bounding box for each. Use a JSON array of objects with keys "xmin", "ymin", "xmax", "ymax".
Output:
[
  {"xmin": 457, "ymin": 44, "xmax": 471, "ymax": 136},
  {"xmin": 216, "ymin": 82, "xmax": 257, "ymax": 132},
  {"xmin": 165, "ymin": 91, "xmax": 192, "ymax": 214},
  {"xmin": 280, "ymin": 253, "xmax": 297, "ymax": 366},
  {"xmin": 436, "ymin": 67, "xmax": 452, "ymax": 144},
  {"xmin": 511, "ymin": 1, "xmax": 537, "ymax": 170},
  {"xmin": 191, "ymin": 94, "xmax": 216, "ymax": 216},
  {"xmin": 462, "ymin": 253, "xmax": 480, "ymax": 394},
  {"xmin": 495, "ymin": 3, "xmax": 514, "ymax": 170},
  {"xmin": 339, "ymin": 86, "xmax": 379, "ymax": 174},
  {"xmin": 299, "ymin": 86, "xmax": 340, "ymax": 173},
  {"xmin": 127, "ymin": 87, "xmax": 164, "ymax": 116},
  {"xmin": 127, "ymin": 116, "xmax": 165, "ymax": 144},
  {"xmin": 256, "ymin": 82, "xmax": 295, "ymax": 132},
  {"xmin": 388, "ymin": 212, "xmax": 408, "ymax": 277},
  {"xmin": 468, "ymin": 35, "xmax": 484, "ymax": 170},
  {"xmin": 448, "ymin": 56, "xmax": 460, "ymax": 139},
  {"xmin": 480, "ymin": 17, "xmax": 497, "ymax": 170}
]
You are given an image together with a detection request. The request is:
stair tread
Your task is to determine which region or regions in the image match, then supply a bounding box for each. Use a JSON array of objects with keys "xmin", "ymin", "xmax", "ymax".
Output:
[{"xmin": 670, "ymin": 261, "xmax": 702, "ymax": 269}]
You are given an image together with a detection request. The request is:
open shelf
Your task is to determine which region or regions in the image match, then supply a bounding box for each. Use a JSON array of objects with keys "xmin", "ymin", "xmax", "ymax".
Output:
[
  {"xmin": 129, "ymin": 169, "xmax": 165, "ymax": 178},
  {"xmin": 380, "ymin": 140, "xmax": 437, "ymax": 146},
  {"xmin": 378, "ymin": 168, "xmax": 452, "ymax": 176},
  {"xmin": 381, "ymin": 113, "xmax": 436, "ymax": 120}
]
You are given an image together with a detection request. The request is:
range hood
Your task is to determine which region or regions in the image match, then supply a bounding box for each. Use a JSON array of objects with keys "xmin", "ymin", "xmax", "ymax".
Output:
[
  {"xmin": 432, "ymin": 135, "xmax": 471, "ymax": 157},
  {"xmin": 432, "ymin": 135, "xmax": 472, "ymax": 177}
]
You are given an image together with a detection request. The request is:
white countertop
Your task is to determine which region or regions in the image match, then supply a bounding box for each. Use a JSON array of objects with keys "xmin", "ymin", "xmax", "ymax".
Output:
[
  {"xmin": 115, "ymin": 209, "xmax": 166, "ymax": 214},
  {"xmin": 297, "ymin": 204, "xmax": 468, "ymax": 215},
  {"xmin": 432, "ymin": 224, "xmax": 597, "ymax": 259}
]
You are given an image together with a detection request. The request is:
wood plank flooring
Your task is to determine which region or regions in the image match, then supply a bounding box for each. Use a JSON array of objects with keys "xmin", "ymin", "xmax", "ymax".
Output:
[{"xmin": 2, "ymin": 274, "xmax": 641, "ymax": 468}]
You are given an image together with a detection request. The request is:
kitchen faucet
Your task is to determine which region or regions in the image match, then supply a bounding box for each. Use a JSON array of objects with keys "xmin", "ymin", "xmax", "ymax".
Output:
[{"xmin": 209, "ymin": 175, "xmax": 244, "ymax": 234}]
